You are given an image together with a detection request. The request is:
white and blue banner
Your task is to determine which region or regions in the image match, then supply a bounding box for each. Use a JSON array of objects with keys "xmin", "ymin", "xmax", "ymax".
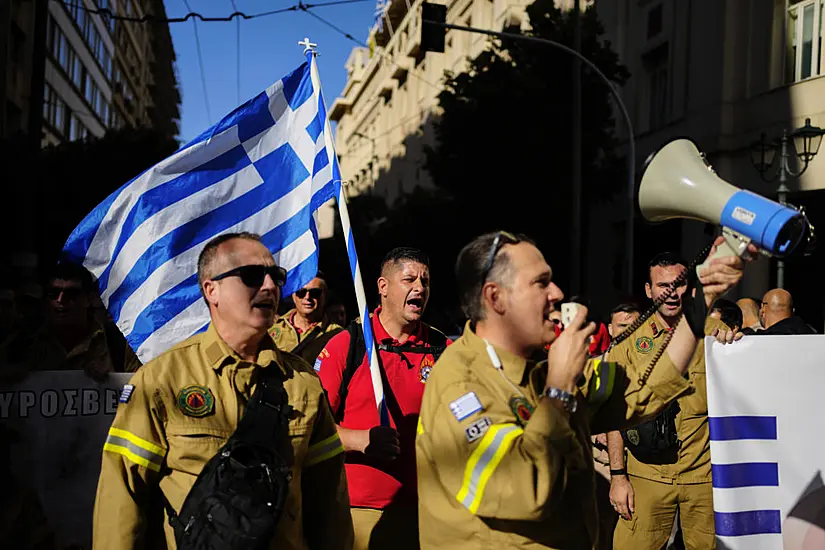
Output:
[
  {"xmin": 706, "ymin": 335, "xmax": 825, "ymax": 550},
  {"xmin": 62, "ymin": 52, "xmax": 339, "ymax": 363}
]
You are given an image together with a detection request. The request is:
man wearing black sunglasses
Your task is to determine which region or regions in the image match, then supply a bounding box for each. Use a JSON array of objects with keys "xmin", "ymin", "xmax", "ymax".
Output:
[
  {"xmin": 94, "ymin": 232, "xmax": 353, "ymax": 550},
  {"xmin": 268, "ymin": 272, "xmax": 343, "ymax": 365},
  {"xmin": 415, "ymin": 230, "xmax": 753, "ymax": 549}
]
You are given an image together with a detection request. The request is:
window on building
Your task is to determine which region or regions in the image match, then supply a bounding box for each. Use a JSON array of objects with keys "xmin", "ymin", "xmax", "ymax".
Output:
[
  {"xmin": 787, "ymin": 0, "xmax": 824, "ymax": 82},
  {"xmin": 69, "ymin": 113, "xmax": 81, "ymax": 141},
  {"xmin": 644, "ymin": 43, "xmax": 669, "ymax": 130},
  {"xmin": 73, "ymin": 54, "xmax": 83, "ymax": 89},
  {"xmin": 647, "ymin": 4, "xmax": 663, "ymax": 39}
]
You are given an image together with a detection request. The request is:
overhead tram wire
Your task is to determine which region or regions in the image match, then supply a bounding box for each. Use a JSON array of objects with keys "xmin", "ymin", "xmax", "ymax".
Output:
[
  {"xmin": 181, "ymin": 0, "xmax": 212, "ymax": 125},
  {"xmin": 59, "ymin": 0, "xmax": 372, "ymax": 23},
  {"xmin": 229, "ymin": 0, "xmax": 241, "ymax": 105}
]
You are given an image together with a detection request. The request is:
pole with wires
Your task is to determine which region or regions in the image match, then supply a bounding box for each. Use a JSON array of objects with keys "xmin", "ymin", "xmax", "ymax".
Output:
[{"xmin": 303, "ymin": 38, "xmax": 389, "ymax": 427}]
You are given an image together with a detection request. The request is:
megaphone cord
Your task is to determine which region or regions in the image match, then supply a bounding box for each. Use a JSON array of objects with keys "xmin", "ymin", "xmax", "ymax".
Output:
[{"xmin": 606, "ymin": 241, "xmax": 714, "ymax": 384}]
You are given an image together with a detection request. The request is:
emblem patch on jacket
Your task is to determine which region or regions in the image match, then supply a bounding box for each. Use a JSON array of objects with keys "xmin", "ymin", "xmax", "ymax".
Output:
[
  {"xmin": 419, "ymin": 357, "xmax": 434, "ymax": 383},
  {"xmin": 177, "ymin": 386, "xmax": 215, "ymax": 417},
  {"xmin": 626, "ymin": 429, "xmax": 640, "ymax": 446},
  {"xmin": 465, "ymin": 416, "xmax": 493, "ymax": 443},
  {"xmin": 119, "ymin": 384, "xmax": 134, "ymax": 404},
  {"xmin": 635, "ymin": 336, "xmax": 654, "ymax": 354},
  {"xmin": 509, "ymin": 397, "xmax": 534, "ymax": 425},
  {"xmin": 449, "ymin": 392, "xmax": 483, "ymax": 421}
]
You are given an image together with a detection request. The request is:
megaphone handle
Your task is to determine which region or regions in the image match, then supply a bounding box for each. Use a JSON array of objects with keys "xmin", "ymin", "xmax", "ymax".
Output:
[{"xmin": 695, "ymin": 227, "xmax": 752, "ymax": 280}]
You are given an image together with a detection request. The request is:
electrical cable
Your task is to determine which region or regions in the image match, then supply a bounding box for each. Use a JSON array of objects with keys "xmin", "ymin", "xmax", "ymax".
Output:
[{"xmin": 181, "ymin": 0, "xmax": 212, "ymax": 124}]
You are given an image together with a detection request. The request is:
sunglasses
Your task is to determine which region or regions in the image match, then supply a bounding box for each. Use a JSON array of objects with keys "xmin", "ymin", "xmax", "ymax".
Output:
[
  {"xmin": 46, "ymin": 287, "xmax": 85, "ymax": 301},
  {"xmin": 481, "ymin": 231, "xmax": 526, "ymax": 282},
  {"xmin": 211, "ymin": 264, "xmax": 287, "ymax": 289},
  {"xmin": 295, "ymin": 287, "xmax": 323, "ymax": 300}
]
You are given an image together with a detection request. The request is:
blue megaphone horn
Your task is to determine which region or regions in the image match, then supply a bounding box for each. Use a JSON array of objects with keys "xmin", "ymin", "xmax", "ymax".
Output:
[{"xmin": 638, "ymin": 138, "xmax": 815, "ymax": 274}]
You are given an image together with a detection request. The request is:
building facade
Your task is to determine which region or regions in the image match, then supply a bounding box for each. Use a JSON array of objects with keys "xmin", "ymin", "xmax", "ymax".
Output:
[
  {"xmin": 0, "ymin": 0, "xmax": 180, "ymax": 143},
  {"xmin": 325, "ymin": 0, "xmax": 568, "ymax": 238},
  {"xmin": 592, "ymin": 0, "xmax": 825, "ymax": 327}
]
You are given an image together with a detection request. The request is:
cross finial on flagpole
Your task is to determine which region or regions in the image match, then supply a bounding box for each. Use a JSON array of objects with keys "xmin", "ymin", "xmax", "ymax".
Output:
[{"xmin": 299, "ymin": 38, "xmax": 317, "ymax": 55}]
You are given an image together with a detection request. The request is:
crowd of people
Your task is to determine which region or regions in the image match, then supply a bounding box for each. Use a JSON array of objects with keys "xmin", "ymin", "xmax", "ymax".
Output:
[{"xmin": 3, "ymin": 227, "xmax": 816, "ymax": 549}]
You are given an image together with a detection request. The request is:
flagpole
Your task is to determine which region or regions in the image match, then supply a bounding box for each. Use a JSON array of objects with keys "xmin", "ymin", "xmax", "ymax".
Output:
[{"xmin": 303, "ymin": 39, "xmax": 389, "ymax": 427}]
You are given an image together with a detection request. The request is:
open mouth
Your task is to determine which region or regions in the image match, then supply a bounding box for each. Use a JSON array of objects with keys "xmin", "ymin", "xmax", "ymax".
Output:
[
  {"xmin": 252, "ymin": 300, "xmax": 275, "ymax": 311},
  {"xmin": 406, "ymin": 297, "xmax": 424, "ymax": 313}
]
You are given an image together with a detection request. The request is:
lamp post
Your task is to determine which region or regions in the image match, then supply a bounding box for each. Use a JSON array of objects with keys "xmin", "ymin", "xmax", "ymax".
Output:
[
  {"xmin": 750, "ymin": 117, "xmax": 825, "ymax": 288},
  {"xmin": 353, "ymin": 131, "xmax": 376, "ymax": 192}
]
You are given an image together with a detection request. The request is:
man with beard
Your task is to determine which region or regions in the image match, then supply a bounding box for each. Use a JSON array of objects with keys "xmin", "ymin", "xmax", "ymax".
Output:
[
  {"xmin": 315, "ymin": 247, "xmax": 451, "ymax": 550},
  {"xmin": 93, "ymin": 232, "xmax": 353, "ymax": 550},
  {"xmin": 269, "ymin": 272, "xmax": 343, "ymax": 364},
  {"xmin": 609, "ymin": 252, "xmax": 734, "ymax": 549}
]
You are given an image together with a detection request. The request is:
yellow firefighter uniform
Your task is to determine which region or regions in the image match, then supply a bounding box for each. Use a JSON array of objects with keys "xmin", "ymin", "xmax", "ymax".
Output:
[
  {"xmin": 269, "ymin": 310, "xmax": 342, "ymax": 365},
  {"xmin": 416, "ymin": 321, "xmax": 694, "ymax": 549},
  {"xmin": 611, "ymin": 316, "xmax": 728, "ymax": 550},
  {"xmin": 92, "ymin": 324, "xmax": 353, "ymax": 550}
]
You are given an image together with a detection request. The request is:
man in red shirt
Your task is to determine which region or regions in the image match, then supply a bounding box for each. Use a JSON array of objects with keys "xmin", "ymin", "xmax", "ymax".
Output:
[{"xmin": 316, "ymin": 247, "xmax": 450, "ymax": 550}]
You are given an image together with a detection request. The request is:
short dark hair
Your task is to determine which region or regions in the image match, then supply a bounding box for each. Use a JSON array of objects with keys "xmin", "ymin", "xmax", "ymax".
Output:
[
  {"xmin": 610, "ymin": 302, "xmax": 641, "ymax": 321},
  {"xmin": 647, "ymin": 252, "xmax": 687, "ymax": 283},
  {"xmin": 48, "ymin": 261, "xmax": 95, "ymax": 292},
  {"xmin": 455, "ymin": 231, "xmax": 535, "ymax": 324},
  {"xmin": 711, "ymin": 298, "xmax": 743, "ymax": 330},
  {"xmin": 197, "ymin": 232, "xmax": 264, "ymax": 301},
  {"xmin": 380, "ymin": 247, "xmax": 430, "ymax": 276}
]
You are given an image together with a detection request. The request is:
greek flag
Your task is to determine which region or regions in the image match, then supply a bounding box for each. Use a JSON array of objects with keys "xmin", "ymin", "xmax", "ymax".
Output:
[
  {"xmin": 706, "ymin": 336, "xmax": 825, "ymax": 550},
  {"xmin": 374, "ymin": 0, "xmax": 388, "ymax": 32},
  {"xmin": 62, "ymin": 52, "xmax": 340, "ymax": 363}
]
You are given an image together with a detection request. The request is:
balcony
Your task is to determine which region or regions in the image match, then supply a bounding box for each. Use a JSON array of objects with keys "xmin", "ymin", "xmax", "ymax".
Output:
[{"xmin": 330, "ymin": 97, "xmax": 353, "ymax": 122}]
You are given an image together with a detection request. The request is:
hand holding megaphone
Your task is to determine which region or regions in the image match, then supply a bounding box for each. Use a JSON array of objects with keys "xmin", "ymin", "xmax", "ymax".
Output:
[{"xmin": 697, "ymin": 235, "xmax": 760, "ymax": 306}]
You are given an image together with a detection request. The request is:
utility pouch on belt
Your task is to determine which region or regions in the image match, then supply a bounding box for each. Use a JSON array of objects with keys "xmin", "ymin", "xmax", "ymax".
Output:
[
  {"xmin": 621, "ymin": 401, "xmax": 679, "ymax": 462},
  {"xmin": 164, "ymin": 367, "xmax": 294, "ymax": 550}
]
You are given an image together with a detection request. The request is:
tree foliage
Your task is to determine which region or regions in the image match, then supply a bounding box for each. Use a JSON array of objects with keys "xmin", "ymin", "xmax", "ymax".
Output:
[{"xmin": 424, "ymin": 1, "xmax": 630, "ymax": 290}]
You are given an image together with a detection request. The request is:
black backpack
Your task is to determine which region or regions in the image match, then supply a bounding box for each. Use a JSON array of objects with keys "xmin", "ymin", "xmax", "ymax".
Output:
[
  {"xmin": 164, "ymin": 366, "xmax": 294, "ymax": 550},
  {"xmin": 336, "ymin": 320, "xmax": 448, "ymax": 421},
  {"xmin": 621, "ymin": 401, "xmax": 680, "ymax": 462}
]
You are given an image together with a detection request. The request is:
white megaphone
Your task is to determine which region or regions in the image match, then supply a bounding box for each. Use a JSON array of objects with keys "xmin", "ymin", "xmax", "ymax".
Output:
[{"xmin": 639, "ymin": 138, "xmax": 813, "ymax": 275}]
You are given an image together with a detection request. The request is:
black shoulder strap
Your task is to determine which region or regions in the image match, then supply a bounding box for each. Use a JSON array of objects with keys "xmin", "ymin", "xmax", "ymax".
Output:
[
  {"xmin": 377, "ymin": 324, "xmax": 449, "ymax": 360},
  {"xmin": 290, "ymin": 329, "xmax": 319, "ymax": 358},
  {"xmin": 336, "ymin": 321, "xmax": 365, "ymax": 422},
  {"xmin": 234, "ymin": 366, "xmax": 293, "ymax": 451}
]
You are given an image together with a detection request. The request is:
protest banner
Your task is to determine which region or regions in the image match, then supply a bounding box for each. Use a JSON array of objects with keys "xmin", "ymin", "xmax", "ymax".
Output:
[
  {"xmin": 0, "ymin": 370, "xmax": 133, "ymax": 549},
  {"xmin": 706, "ymin": 335, "xmax": 825, "ymax": 550}
]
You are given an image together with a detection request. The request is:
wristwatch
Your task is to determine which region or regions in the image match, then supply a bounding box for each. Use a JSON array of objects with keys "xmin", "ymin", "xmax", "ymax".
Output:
[
  {"xmin": 610, "ymin": 468, "xmax": 628, "ymax": 477},
  {"xmin": 543, "ymin": 387, "xmax": 577, "ymax": 413}
]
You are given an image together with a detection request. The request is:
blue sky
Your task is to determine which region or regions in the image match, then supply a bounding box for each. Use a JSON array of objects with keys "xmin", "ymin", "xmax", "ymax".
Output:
[{"xmin": 164, "ymin": 0, "xmax": 376, "ymax": 143}]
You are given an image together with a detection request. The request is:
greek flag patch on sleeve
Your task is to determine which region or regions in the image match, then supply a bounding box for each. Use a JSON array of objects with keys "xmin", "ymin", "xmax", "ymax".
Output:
[
  {"xmin": 119, "ymin": 384, "xmax": 135, "ymax": 404},
  {"xmin": 313, "ymin": 358, "xmax": 323, "ymax": 371},
  {"xmin": 449, "ymin": 392, "xmax": 483, "ymax": 421}
]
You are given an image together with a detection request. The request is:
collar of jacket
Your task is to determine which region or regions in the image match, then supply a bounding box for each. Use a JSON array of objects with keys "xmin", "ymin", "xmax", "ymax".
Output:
[
  {"xmin": 460, "ymin": 320, "xmax": 531, "ymax": 386},
  {"xmin": 203, "ymin": 323, "xmax": 287, "ymax": 375}
]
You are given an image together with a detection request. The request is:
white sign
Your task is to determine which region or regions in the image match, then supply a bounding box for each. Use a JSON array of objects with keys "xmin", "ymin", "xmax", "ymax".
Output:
[
  {"xmin": 706, "ymin": 335, "xmax": 825, "ymax": 550},
  {"xmin": 0, "ymin": 371, "xmax": 133, "ymax": 549}
]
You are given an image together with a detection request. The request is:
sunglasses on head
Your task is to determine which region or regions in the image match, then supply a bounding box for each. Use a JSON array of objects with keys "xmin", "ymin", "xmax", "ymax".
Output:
[
  {"xmin": 46, "ymin": 287, "xmax": 85, "ymax": 301},
  {"xmin": 295, "ymin": 287, "xmax": 323, "ymax": 300},
  {"xmin": 481, "ymin": 231, "xmax": 527, "ymax": 282},
  {"xmin": 211, "ymin": 264, "xmax": 287, "ymax": 289}
]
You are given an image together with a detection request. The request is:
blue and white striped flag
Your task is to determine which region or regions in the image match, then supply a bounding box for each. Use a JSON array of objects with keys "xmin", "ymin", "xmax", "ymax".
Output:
[
  {"xmin": 62, "ymin": 52, "xmax": 340, "ymax": 363},
  {"xmin": 706, "ymin": 335, "xmax": 825, "ymax": 550},
  {"xmin": 374, "ymin": 0, "xmax": 388, "ymax": 32}
]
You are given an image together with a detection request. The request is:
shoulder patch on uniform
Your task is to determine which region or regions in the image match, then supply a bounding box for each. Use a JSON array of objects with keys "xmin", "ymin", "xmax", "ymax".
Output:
[
  {"xmin": 635, "ymin": 336, "xmax": 654, "ymax": 354},
  {"xmin": 626, "ymin": 429, "xmax": 640, "ymax": 446},
  {"xmin": 119, "ymin": 384, "xmax": 135, "ymax": 404},
  {"xmin": 464, "ymin": 416, "xmax": 493, "ymax": 442},
  {"xmin": 419, "ymin": 356, "xmax": 434, "ymax": 383},
  {"xmin": 449, "ymin": 391, "xmax": 483, "ymax": 421},
  {"xmin": 509, "ymin": 396, "xmax": 534, "ymax": 425},
  {"xmin": 313, "ymin": 357, "xmax": 323, "ymax": 371},
  {"xmin": 177, "ymin": 386, "xmax": 215, "ymax": 417}
]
